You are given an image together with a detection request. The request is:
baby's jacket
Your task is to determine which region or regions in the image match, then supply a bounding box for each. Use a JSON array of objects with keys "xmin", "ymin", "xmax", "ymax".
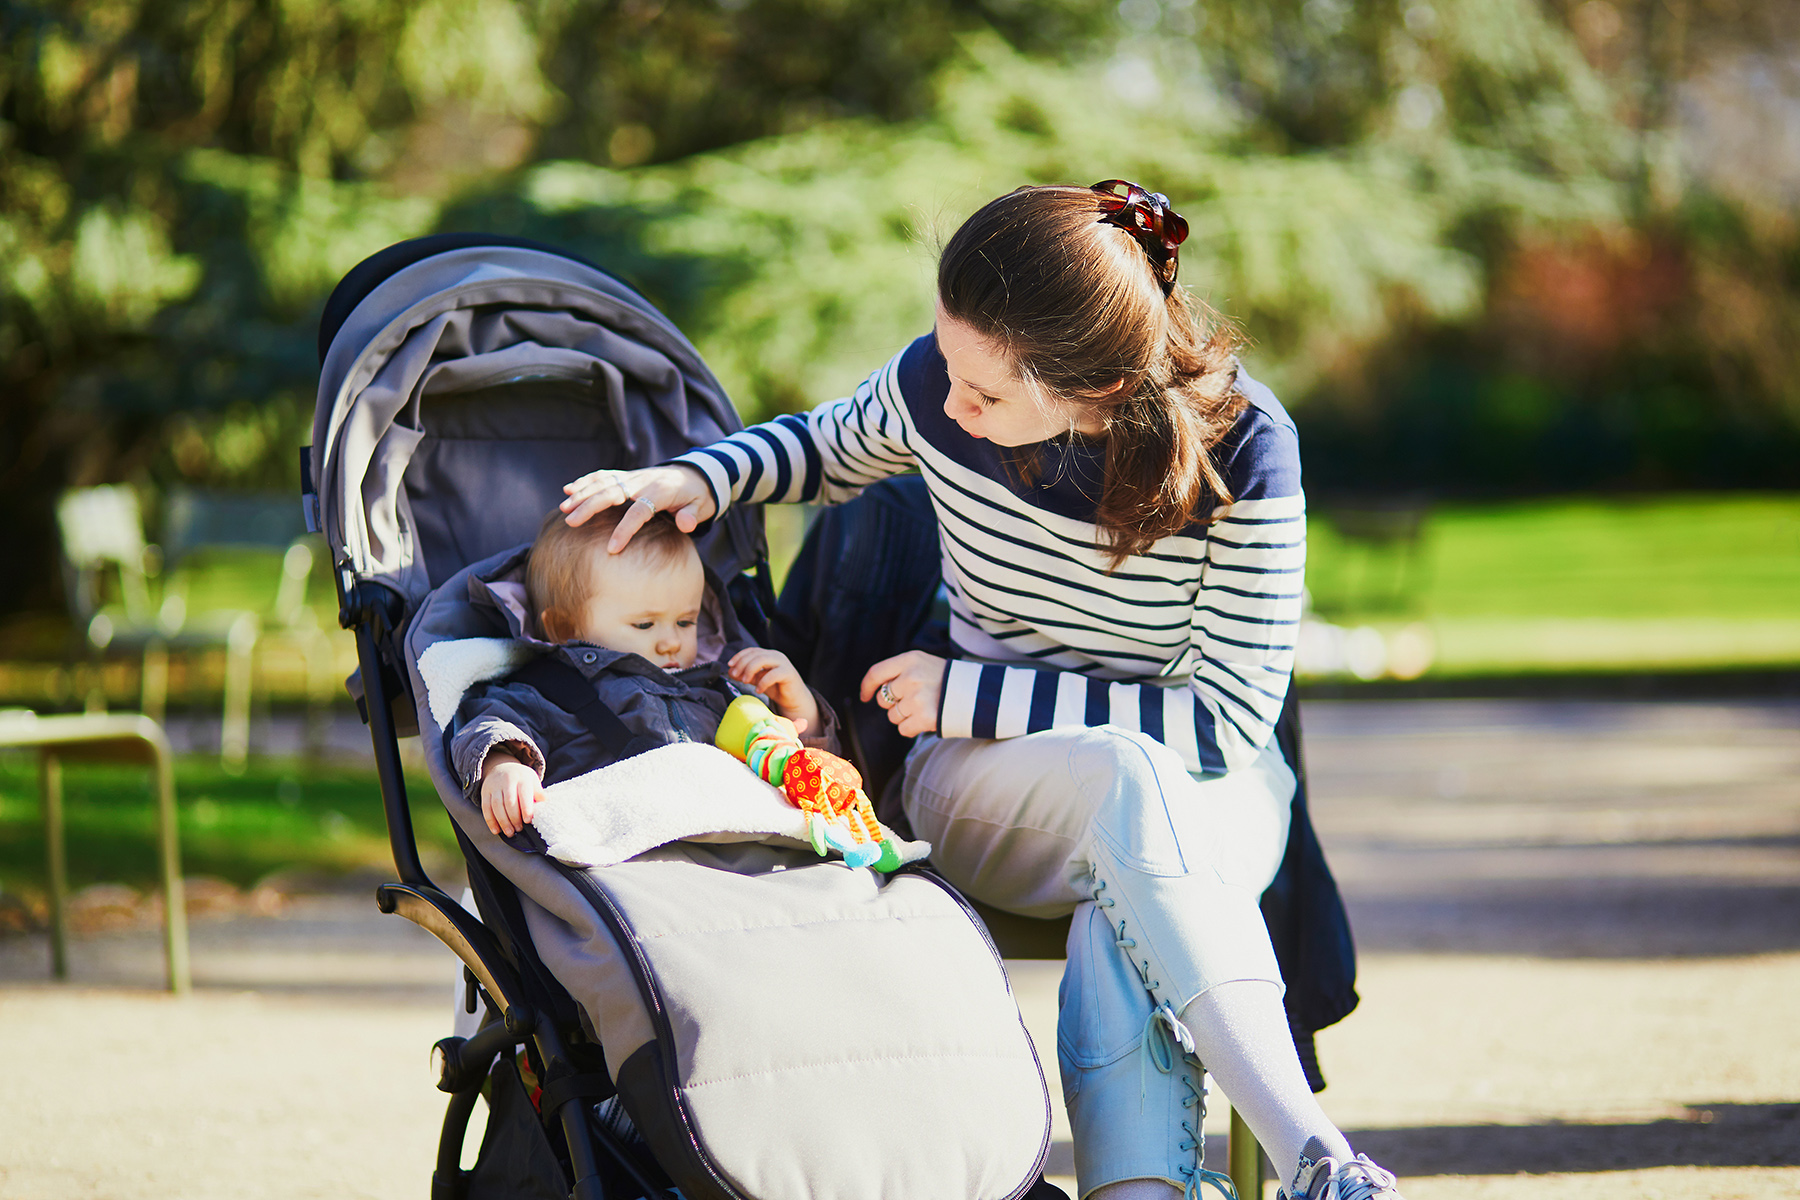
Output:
[{"xmin": 447, "ymin": 546, "xmax": 837, "ymax": 793}]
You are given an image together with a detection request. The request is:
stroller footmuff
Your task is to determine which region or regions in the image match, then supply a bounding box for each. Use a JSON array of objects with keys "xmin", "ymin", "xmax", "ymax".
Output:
[
  {"xmin": 310, "ymin": 235, "xmax": 1055, "ymax": 1200},
  {"xmin": 409, "ymin": 548, "xmax": 1052, "ymax": 1200}
]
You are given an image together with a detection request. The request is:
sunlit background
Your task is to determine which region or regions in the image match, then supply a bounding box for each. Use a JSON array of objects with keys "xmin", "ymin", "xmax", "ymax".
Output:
[
  {"xmin": 4, "ymin": 0, "xmax": 1798, "ymax": 911},
  {"xmin": 2, "ymin": 4, "xmax": 1798, "ymax": 1197}
]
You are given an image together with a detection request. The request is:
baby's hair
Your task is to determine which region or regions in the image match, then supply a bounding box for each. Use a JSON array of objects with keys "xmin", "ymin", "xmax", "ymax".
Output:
[{"xmin": 526, "ymin": 506, "xmax": 696, "ymax": 641}]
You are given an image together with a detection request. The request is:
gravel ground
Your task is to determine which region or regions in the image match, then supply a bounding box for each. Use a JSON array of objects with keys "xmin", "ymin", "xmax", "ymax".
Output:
[{"xmin": 1, "ymin": 699, "xmax": 1796, "ymax": 1199}]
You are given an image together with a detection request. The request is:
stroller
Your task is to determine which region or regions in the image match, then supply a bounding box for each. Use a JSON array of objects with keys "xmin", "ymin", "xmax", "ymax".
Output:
[{"xmin": 306, "ymin": 235, "xmax": 1060, "ymax": 1200}]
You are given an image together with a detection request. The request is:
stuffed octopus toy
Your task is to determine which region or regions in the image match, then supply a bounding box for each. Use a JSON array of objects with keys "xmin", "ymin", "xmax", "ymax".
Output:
[{"xmin": 715, "ymin": 695, "xmax": 904, "ymax": 871}]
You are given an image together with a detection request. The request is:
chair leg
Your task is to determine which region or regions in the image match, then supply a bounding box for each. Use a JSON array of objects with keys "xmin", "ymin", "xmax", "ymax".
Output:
[
  {"xmin": 1229, "ymin": 1106, "xmax": 1266, "ymax": 1198},
  {"xmin": 41, "ymin": 753, "xmax": 68, "ymax": 980},
  {"xmin": 219, "ymin": 614, "xmax": 257, "ymax": 772},
  {"xmin": 152, "ymin": 735, "xmax": 190, "ymax": 994},
  {"xmin": 81, "ymin": 660, "xmax": 106, "ymax": 715},
  {"xmin": 141, "ymin": 640, "xmax": 168, "ymax": 725}
]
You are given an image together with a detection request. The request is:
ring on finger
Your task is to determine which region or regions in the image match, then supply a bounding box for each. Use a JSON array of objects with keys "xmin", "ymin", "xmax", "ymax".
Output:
[{"xmin": 878, "ymin": 683, "xmax": 897, "ymax": 707}]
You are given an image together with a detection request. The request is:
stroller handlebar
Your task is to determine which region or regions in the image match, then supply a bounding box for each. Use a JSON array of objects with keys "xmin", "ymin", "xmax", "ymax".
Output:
[{"xmin": 378, "ymin": 882, "xmax": 533, "ymax": 1035}]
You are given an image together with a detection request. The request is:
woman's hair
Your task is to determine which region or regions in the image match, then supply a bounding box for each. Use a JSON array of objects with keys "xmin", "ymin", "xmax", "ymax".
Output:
[
  {"xmin": 938, "ymin": 184, "xmax": 1248, "ymax": 565},
  {"xmin": 526, "ymin": 506, "xmax": 693, "ymax": 641}
]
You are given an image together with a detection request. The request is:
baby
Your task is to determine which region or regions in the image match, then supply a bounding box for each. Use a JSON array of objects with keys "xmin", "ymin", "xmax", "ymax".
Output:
[{"xmin": 456, "ymin": 506, "xmax": 829, "ymax": 838}]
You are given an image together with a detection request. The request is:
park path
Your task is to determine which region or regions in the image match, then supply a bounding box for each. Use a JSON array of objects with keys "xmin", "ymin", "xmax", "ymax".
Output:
[{"xmin": 1, "ymin": 698, "xmax": 1796, "ymax": 1199}]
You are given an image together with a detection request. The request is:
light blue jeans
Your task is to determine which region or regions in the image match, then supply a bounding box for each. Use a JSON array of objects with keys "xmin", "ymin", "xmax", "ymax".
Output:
[{"xmin": 901, "ymin": 726, "xmax": 1295, "ymax": 1198}]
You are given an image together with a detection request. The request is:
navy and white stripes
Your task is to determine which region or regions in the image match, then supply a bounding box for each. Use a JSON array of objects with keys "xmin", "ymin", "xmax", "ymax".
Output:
[{"xmin": 674, "ymin": 334, "xmax": 1306, "ymax": 776}]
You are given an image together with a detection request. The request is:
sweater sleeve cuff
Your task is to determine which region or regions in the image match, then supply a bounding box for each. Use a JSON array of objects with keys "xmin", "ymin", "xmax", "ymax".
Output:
[
  {"xmin": 667, "ymin": 450, "xmax": 731, "ymax": 517},
  {"xmin": 937, "ymin": 659, "xmax": 983, "ymax": 739}
]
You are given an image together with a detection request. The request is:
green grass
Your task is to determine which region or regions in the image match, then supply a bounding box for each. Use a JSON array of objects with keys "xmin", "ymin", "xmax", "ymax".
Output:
[
  {"xmin": 0, "ymin": 754, "xmax": 458, "ymax": 897},
  {"xmin": 1305, "ymin": 493, "xmax": 1800, "ymax": 674},
  {"xmin": 3, "ymin": 495, "xmax": 1789, "ymax": 898},
  {"xmin": 167, "ymin": 545, "xmax": 341, "ymax": 627},
  {"xmin": 7, "ymin": 493, "xmax": 1797, "ymax": 697},
  {"xmin": 1308, "ymin": 493, "xmax": 1800, "ymax": 620}
]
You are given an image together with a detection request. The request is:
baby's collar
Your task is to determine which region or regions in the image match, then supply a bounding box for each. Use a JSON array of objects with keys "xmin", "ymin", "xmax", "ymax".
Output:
[{"xmin": 555, "ymin": 641, "xmax": 729, "ymax": 688}]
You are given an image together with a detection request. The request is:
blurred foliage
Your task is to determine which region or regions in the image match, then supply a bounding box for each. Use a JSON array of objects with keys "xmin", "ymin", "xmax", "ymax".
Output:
[
  {"xmin": 449, "ymin": 14, "xmax": 1630, "ymax": 419},
  {"xmin": 1294, "ymin": 0, "xmax": 1800, "ymax": 494},
  {"xmin": 0, "ymin": 0, "xmax": 514, "ymax": 614},
  {"xmin": 526, "ymin": 0, "xmax": 1115, "ymax": 165},
  {"xmin": 1, "ymin": 0, "xmax": 1797, "ymax": 625}
]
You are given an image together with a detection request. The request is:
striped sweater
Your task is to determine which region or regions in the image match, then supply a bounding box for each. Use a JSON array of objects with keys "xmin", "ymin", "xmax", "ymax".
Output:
[{"xmin": 673, "ymin": 334, "xmax": 1306, "ymax": 776}]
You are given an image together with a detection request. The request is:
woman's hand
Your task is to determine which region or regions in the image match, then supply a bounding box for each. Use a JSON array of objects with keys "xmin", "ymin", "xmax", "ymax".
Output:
[
  {"xmin": 728, "ymin": 647, "xmax": 818, "ymax": 736},
  {"xmin": 561, "ymin": 464, "xmax": 717, "ymax": 553},
  {"xmin": 860, "ymin": 651, "xmax": 946, "ymax": 738}
]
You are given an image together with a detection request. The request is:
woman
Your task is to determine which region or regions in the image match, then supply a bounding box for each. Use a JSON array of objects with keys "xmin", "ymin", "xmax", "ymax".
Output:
[{"xmin": 563, "ymin": 182, "xmax": 1403, "ymax": 1200}]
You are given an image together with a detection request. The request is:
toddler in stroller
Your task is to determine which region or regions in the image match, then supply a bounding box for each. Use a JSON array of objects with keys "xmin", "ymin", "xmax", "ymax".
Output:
[
  {"xmin": 309, "ymin": 233, "xmax": 1060, "ymax": 1200},
  {"xmin": 455, "ymin": 504, "xmax": 836, "ymax": 841}
]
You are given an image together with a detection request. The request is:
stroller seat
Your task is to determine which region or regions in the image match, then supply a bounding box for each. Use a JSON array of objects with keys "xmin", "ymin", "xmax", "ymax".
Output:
[{"xmin": 309, "ymin": 235, "xmax": 1059, "ymax": 1200}]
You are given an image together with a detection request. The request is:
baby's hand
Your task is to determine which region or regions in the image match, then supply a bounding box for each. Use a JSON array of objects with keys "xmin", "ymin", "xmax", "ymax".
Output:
[
  {"xmin": 728, "ymin": 647, "xmax": 820, "ymax": 736},
  {"xmin": 480, "ymin": 751, "xmax": 545, "ymax": 838}
]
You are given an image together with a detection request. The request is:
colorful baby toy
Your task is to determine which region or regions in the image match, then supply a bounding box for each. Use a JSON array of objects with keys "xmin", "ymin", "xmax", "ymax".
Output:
[{"xmin": 715, "ymin": 694, "xmax": 903, "ymax": 871}]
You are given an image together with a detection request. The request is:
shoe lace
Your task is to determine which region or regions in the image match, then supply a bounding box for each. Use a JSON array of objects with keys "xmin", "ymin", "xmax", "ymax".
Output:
[
  {"xmin": 1332, "ymin": 1156, "xmax": 1399, "ymax": 1200},
  {"xmin": 1138, "ymin": 1003, "xmax": 1239, "ymax": 1200},
  {"xmin": 1096, "ymin": 876, "xmax": 1162, "ymax": 994},
  {"xmin": 1138, "ymin": 999, "xmax": 1196, "ymax": 1108},
  {"xmin": 1180, "ymin": 1164, "xmax": 1240, "ymax": 1200},
  {"xmin": 1175, "ymin": 1098, "xmax": 1240, "ymax": 1200}
]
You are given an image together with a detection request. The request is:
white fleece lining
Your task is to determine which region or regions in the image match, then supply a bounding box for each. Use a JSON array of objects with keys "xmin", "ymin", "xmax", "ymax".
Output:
[
  {"xmin": 532, "ymin": 742, "xmax": 931, "ymax": 870},
  {"xmin": 417, "ymin": 637, "xmax": 539, "ymax": 731}
]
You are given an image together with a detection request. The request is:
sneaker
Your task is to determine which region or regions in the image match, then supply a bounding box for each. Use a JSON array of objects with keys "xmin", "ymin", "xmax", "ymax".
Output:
[{"xmin": 1280, "ymin": 1146, "xmax": 1404, "ymax": 1200}]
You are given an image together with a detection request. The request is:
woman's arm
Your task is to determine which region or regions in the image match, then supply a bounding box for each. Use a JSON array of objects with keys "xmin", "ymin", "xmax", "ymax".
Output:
[
  {"xmin": 932, "ymin": 490, "xmax": 1304, "ymax": 774},
  {"xmin": 858, "ymin": 489, "xmax": 1304, "ymax": 769},
  {"xmin": 927, "ymin": 399, "xmax": 1306, "ymax": 775},
  {"xmin": 563, "ymin": 346, "xmax": 920, "ymax": 542},
  {"xmin": 673, "ymin": 347, "xmax": 918, "ymax": 513}
]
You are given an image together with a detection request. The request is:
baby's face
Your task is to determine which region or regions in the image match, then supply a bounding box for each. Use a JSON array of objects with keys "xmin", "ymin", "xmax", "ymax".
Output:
[{"xmin": 566, "ymin": 544, "xmax": 705, "ymax": 670}]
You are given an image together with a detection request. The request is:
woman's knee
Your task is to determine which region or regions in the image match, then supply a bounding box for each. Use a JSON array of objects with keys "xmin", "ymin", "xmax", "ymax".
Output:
[{"xmin": 1069, "ymin": 727, "xmax": 1198, "ymax": 877}]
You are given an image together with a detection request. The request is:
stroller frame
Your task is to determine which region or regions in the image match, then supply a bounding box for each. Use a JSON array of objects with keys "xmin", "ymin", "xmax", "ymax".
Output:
[{"xmin": 317, "ymin": 232, "xmax": 745, "ymax": 1200}]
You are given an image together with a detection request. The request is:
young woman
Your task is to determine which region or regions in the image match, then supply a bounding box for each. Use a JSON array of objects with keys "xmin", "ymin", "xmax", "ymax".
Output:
[{"xmin": 562, "ymin": 182, "xmax": 1404, "ymax": 1200}]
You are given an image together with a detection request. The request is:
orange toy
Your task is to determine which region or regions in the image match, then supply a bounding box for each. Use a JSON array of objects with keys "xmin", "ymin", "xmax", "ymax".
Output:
[{"xmin": 715, "ymin": 695, "xmax": 898, "ymax": 870}]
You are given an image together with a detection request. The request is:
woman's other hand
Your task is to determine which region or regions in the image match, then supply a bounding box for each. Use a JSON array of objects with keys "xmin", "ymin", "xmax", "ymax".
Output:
[
  {"xmin": 728, "ymin": 647, "xmax": 819, "ymax": 736},
  {"xmin": 561, "ymin": 464, "xmax": 716, "ymax": 552},
  {"xmin": 860, "ymin": 651, "xmax": 946, "ymax": 738}
]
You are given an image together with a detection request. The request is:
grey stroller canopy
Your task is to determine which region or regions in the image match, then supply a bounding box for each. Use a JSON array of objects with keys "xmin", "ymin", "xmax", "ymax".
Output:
[{"xmin": 310, "ymin": 237, "xmax": 763, "ymax": 624}]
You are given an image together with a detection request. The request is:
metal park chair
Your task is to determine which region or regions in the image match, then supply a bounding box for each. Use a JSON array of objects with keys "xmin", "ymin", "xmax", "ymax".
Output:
[
  {"xmin": 161, "ymin": 488, "xmax": 336, "ymax": 759},
  {"xmin": 56, "ymin": 485, "xmax": 331, "ymax": 769},
  {"xmin": 0, "ymin": 708, "xmax": 189, "ymax": 993}
]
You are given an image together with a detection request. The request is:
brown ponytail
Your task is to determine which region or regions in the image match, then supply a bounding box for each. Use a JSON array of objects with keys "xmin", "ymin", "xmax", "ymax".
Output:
[{"xmin": 937, "ymin": 185, "xmax": 1247, "ymax": 567}]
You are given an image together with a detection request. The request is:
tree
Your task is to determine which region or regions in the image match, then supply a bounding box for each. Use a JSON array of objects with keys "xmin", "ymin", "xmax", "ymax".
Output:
[{"xmin": 0, "ymin": 0, "xmax": 1098, "ymax": 616}]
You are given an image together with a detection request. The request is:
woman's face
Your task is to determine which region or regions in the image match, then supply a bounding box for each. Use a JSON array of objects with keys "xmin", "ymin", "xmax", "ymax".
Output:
[{"xmin": 935, "ymin": 303, "xmax": 1106, "ymax": 447}]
